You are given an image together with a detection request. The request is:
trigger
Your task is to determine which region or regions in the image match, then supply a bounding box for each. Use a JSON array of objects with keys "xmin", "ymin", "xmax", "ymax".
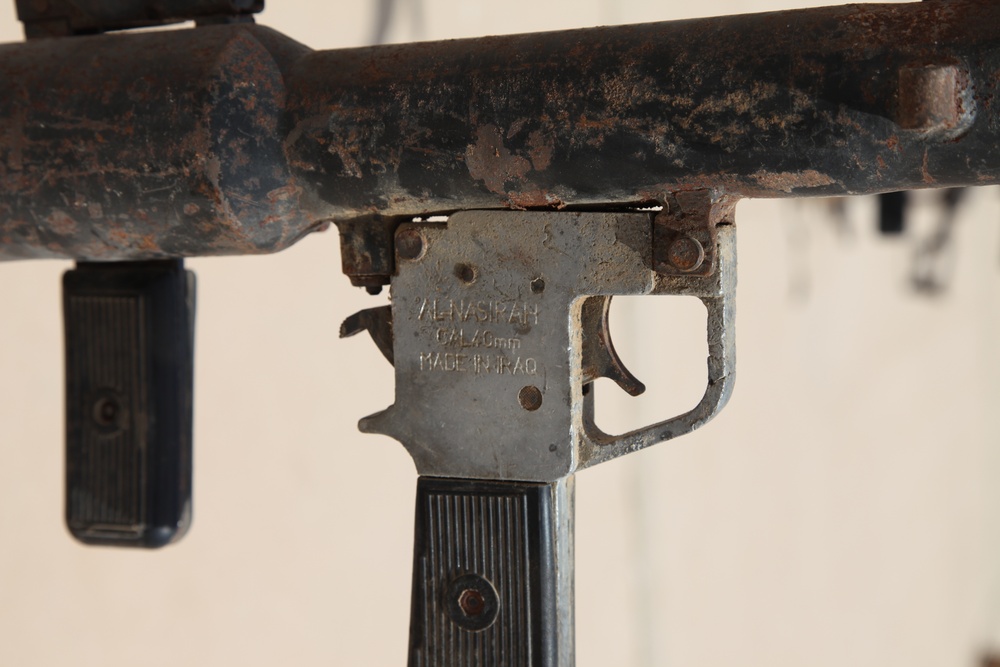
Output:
[
  {"xmin": 580, "ymin": 296, "xmax": 645, "ymax": 397},
  {"xmin": 340, "ymin": 305, "xmax": 394, "ymax": 365}
]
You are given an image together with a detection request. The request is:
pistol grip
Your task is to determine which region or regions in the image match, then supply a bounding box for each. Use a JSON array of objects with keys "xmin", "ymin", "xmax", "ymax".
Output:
[
  {"xmin": 63, "ymin": 260, "xmax": 195, "ymax": 548},
  {"xmin": 408, "ymin": 476, "xmax": 574, "ymax": 667}
]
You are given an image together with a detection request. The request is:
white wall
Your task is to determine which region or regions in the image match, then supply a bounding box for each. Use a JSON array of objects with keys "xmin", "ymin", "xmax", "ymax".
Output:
[{"xmin": 2, "ymin": 1, "xmax": 1000, "ymax": 666}]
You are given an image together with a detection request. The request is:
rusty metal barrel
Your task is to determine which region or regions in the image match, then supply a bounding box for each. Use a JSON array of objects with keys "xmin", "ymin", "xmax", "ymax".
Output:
[
  {"xmin": 1, "ymin": 0, "xmax": 999, "ymax": 261},
  {"xmin": 0, "ymin": 25, "xmax": 315, "ymax": 260}
]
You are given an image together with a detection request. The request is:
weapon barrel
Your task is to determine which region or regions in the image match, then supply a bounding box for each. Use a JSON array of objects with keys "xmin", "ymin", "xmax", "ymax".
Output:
[
  {"xmin": 0, "ymin": 24, "xmax": 315, "ymax": 260},
  {"xmin": 1, "ymin": 0, "xmax": 998, "ymax": 260},
  {"xmin": 288, "ymin": 0, "xmax": 1000, "ymax": 212}
]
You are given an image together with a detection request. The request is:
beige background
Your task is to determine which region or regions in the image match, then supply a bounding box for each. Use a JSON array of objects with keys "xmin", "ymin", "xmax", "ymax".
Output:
[{"xmin": 2, "ymin": 1, "xmax": 1000, "ymax": 665}]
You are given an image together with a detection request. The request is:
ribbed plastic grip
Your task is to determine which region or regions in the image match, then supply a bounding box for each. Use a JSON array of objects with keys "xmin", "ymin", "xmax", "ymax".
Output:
[
  {"xmin": 63, "ymin": 260, "xmax": 194, "ymax": 548},
  {"xmin": 409, "ymin": 477, "xmax": 574, "ymax": 667}
]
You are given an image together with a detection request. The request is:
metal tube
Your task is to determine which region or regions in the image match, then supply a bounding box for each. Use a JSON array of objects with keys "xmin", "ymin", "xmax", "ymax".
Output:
[{"xmin": 1, "ymin": 0, "xmax": 998, "ymax": 261}]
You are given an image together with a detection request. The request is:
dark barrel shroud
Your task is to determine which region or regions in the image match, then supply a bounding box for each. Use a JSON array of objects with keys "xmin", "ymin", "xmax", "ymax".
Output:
[{"xmin": 1, "ymin": 0, "xmax": 999, "ymax": 261}]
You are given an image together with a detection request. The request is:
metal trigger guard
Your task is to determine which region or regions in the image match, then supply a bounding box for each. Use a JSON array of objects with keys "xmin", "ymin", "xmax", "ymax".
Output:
[{"xmin": 577, "ymin": 224, "xmax": 737, "ymax": 470}]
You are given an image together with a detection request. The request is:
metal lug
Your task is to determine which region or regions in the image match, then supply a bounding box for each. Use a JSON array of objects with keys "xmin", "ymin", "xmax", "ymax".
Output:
[{"xmin": 654, "ymin": 190, "xmax": 736, "ymax": 278}]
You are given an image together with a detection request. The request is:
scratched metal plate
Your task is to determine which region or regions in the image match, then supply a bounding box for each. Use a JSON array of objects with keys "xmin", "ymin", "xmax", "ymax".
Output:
[{"xmin": 361, "ymin": 210, "xmax": 653, "ymax": 481}]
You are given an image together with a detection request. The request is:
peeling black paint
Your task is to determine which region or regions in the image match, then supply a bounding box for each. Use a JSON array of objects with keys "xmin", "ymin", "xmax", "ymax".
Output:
[{"xmin": 1, "ymin": 0, "xmax": 999, "ymax": 261}]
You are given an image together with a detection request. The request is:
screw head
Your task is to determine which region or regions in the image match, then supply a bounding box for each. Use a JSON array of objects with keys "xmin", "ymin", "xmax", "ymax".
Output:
[
  {"xmin": 666, "ymin": 235, "xmax": 705, "ymax": 272},
  {"xmin": 93, "ymin": 396, "xmax": 119, "ymax": 427},
  {"xmin": 446, "ymin": 574, "xmax": 500, "ymax": 631},
  {"xmin": 90, "ymin": 392, "xmax": 125, "ymax": 433},
  {"xmin": 458, "ymin": 588, "xmax": 486, "ymax": 616}
]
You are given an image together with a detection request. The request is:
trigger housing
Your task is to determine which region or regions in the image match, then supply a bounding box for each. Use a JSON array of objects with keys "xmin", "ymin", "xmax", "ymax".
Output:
[{"xmin": 351, "ymin": 200, "xmax": 736, "ymax": 481}]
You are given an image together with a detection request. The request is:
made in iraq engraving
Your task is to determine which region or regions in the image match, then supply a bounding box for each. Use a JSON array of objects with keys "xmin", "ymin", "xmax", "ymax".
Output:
[{"xmin": 413, "ymin": 297, "xmax": 541, "ymax": 376}]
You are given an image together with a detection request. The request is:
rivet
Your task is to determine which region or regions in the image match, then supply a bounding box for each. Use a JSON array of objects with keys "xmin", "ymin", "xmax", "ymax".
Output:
[
  {"xmin": 396, "ymin": 228, "xmax": 426, "ymax": 261},
  {"xmin": 667, "ymin": 235, "xmax": 705, "ymax": 272}
]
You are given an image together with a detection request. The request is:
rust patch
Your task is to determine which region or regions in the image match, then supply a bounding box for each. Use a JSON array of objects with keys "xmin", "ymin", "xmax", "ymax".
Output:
[
  {"xmin": 266, "ymin": 184, "xmax": 303, "ymax": 203},
  {"xmin": 135, "ymin": 235, "xmax": 158, "ymax": 252},
  {"xmin": 5, "ymin": 2, "xmax": 1000, "ymax": 261},
  {"xmin": 507, "ymin": 190, "xmax": 564, "ymax": 209},
  {"xmin": 466, "ymin": 124, "xmax": 532, "ymax": 195},
  {"xmin": 47, "ymin": 210, "xmax": 78, "ymax": 236},
  {"xmin": 922, "ymin": 149, "xmax": 936, "ymax": 184},
  {"xmin": 329, "ymin": 133, "xmax": 366, "ymax": 179},
  {"xmin": 897, "ymin": 64, "xmax": 972, "ymax": 134},
  {"xmin": 749, "ymin": 169, "xmax": 836, "ymax": 193},
  {"xmin": 527, "ymin": 130, "xmax": 554, "ymax": 172}
]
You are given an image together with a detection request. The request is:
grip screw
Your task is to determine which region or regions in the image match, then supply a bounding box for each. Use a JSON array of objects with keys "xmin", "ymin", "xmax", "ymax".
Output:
[
  {"xmin": 446, "ymin": 574, "xmax": 500, "ymax": 631},
  {"xmin": 458, "ymin": 589, "xmax": 486, "ymax": 616},
  {"xmin": 92, "ymin": 396, "xmax": 120, "ymax": 427}
]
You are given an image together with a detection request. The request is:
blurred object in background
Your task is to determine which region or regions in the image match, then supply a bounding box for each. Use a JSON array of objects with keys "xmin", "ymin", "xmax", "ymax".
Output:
[
  {"xmin": 880, "ymin": 191, "xmax": 909, "ymax": 236},
  {"xmin": 877, "ymin": 188, "xmax": 971, "ymax": 296},
  {"xmin": 910, "ymin": 188, "xmax": 966, "ymax": 296},
  {"xmin": 982, "ymin": 652, "xmax": 1000, "ymax": 667},
  {"xmin": 783, "ymin": 197, "xmax": 856, "ymax": 306},
  {"xmin": 371, "ymin": 0, "xmax": 423, "ymax": 44}
]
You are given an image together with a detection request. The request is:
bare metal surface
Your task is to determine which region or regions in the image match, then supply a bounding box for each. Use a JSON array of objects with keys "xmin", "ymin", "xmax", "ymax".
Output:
[
  {"xmin": 552, "ymin": 476, "xmax": 575, "ymax": 667},
  {"xmin": 578, "ymin": 224, "xmax": 737, "ymax": 469},
  {"xmin": 358, "ymin": 210, "xmax": 735, "ymax": 481},
  {"xmin": 1, "ymin": 1, "xmax": 1000, "ymax": 260}
]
